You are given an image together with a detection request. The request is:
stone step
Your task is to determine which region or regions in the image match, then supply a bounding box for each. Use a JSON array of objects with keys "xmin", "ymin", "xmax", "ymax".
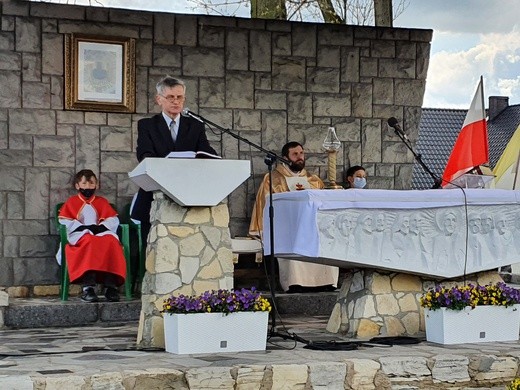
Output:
[
  {"xmin": 2, "ymin": 292, "xmax": 338, "ymax": 329},
  {"xmin": 270, "ymin": 291, "xmax": 337, "ymax": 316},
  {"xmin": 3, "ymin": 297, "xmax": 142, "ymax": 329}
]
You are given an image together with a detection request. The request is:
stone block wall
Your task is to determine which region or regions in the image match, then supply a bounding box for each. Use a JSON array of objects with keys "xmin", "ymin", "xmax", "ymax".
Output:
[
  {"xmin": 326, "ymin": 269, "xmax": 504, "ymax": 338},
  {"xmin": 137, "ymin": 192, "xmax": 235, "ymax": 348},
  {"xmin": 0, "ymin": 0, "xmax": 432, "ymax": 289}
]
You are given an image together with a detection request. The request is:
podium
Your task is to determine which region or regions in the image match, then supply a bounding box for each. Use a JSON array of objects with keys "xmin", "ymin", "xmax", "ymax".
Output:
[
  {"xmin": 128, "ymin": 157, "xmax": 251, "ymax": 349},
  {"xmin": 129, "ymin": 158, "xmax": 251, "ymax": 206}
]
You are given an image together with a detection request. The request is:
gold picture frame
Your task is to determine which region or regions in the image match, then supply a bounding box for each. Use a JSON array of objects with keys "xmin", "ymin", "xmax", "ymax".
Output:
[{"xmin": 65, "ymin": 34, "xmax": 135, "ymax": 113}]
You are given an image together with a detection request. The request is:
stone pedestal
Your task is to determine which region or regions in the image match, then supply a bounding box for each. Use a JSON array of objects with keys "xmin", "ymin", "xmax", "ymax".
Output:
[
  {"xmin": 137, "ymin": 192, "xmax": 234, "ymax": 348},
  {"xmin": 326, "ymin": 269, "xmax": 503, "ymax": 338}
]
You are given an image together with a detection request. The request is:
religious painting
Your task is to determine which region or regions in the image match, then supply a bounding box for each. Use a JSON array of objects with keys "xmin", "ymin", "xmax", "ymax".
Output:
[{"xmin": 65, "ymin": 34, "xmax": 135, "ymax": 113}]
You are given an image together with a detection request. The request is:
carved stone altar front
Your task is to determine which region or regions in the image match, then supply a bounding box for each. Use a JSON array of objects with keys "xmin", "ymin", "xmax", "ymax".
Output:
[
  {"xmin": 317, "ymin": 204, "xmax": 520, "ymax": 277},
  {"xmin": 137, "ymin": 192, "xmax": 234, "ymax": 348},
  {"xmin": 264, "ymin": 189, "xmax": 520, "ymax": 278}
]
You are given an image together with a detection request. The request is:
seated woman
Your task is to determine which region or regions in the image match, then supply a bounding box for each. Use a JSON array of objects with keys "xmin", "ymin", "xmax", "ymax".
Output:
[
  {"xmin": 345, "ymin": 165, "xmax": 367, "ymax": 189},
  {"xmin": 57, "ymin": 169, "xmax": 126, "ymax": 303}
]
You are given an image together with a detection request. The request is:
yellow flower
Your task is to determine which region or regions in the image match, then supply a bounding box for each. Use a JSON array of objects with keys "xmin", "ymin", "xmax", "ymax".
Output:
[{"xmin": 507, "ymin": 377, "xmax": 520, "ymax": 390}]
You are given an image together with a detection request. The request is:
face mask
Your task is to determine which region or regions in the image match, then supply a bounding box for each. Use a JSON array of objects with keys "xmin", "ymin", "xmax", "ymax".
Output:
[
  {"xmin": 353, "ymin": 177, "xmax": 366, "ymax": 189},
  {"xmin": 79, "ymin": 188, "xmax": 95, "ymax": 198}
]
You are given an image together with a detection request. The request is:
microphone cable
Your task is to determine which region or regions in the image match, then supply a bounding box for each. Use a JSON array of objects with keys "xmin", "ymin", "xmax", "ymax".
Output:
[
  {"xmin": 388, "ymin": 115, "xmax": 471, "ymax": 285},
  {"xmin": 437, "ymin": 176, "xmax": 470, "ymax": 287}
]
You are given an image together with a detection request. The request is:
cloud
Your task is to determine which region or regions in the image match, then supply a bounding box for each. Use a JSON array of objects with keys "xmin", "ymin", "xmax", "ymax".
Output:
[
  {"xmin": 395, "ymin": 0, "xmax": 520, "ymax": 34},
  {"xmin": 424, "ymin": 29, "xmax": 520, "ymax": 108},
  {"xmin": 497, "ymin": 77, "xmax": 520, "ymax": 98}
]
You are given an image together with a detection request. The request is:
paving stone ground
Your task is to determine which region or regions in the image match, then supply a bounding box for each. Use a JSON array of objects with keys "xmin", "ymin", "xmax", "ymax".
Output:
[{"xmin": 0, "ymin": 313, "xmax": 518, "ymax": 389}]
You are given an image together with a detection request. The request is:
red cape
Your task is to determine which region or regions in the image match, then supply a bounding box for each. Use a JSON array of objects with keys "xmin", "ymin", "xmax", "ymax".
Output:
[
  {"xmin": 60, "ymin": 194, "xmax": 126, "ymax": 285},
  {"xmin": 59, "ymin": 194, "xmax": 117, "ymax": 222}
]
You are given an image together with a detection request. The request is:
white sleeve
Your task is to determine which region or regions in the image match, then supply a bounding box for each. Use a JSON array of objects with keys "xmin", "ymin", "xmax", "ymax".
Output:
[
  {"xmin": 101, "ymin": 215, "xmax": 120, "ymax": 233},
  {"xmin": 58, "ymin": 217, "xmax": 92, "ymax": 245},
  {"xmin": 58, "ymin": 217, "xmax": 82, "ymax": 234}
]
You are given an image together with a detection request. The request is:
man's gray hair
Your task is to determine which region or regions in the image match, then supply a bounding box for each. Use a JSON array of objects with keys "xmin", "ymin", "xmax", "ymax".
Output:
[{"xmin": 156, "ymin": 76, "xmax": 186, "ymax": 95}]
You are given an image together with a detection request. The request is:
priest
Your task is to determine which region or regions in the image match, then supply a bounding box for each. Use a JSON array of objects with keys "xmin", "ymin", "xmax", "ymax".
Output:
[{"xmin": 249, "ymin": 141, "xmax": 339, "ymax": 293}]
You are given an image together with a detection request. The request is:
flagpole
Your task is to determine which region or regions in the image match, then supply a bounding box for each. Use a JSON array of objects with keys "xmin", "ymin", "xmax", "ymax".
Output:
[
  {"xmin": 513, "ymin": 147, "xmax": 520, "ymax": 190},
  {"xmin": 479, "ymin": 75, "xmax": 486, "ymax": 119}
]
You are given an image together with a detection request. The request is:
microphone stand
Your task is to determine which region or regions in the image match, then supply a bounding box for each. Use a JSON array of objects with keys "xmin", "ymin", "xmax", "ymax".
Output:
[
  {"xmin": 392, "ymin": 128, "xmax": 442, "ymax": 189},
  {"xmin": 184, "ymin": 110, "xmax": 307, "ymax": 343}
]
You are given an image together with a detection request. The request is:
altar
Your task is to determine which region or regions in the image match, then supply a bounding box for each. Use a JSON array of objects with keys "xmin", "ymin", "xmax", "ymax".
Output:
[
  {"xmin": 263, "ymin": 188, "xmax": 520, "ymax": 337},
  {"xmin": 263, "ymin": 188, "xmax": 520, "ymax": 279}
]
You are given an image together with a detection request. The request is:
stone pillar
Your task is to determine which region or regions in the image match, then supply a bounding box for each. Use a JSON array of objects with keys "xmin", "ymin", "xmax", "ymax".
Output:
[
  {"xmin": 326, "ymin": 269, "xmax": 503, "ymax": 338},
  {"xmin": 137, "ymin": 192, "xmax": 234, "ymax": 348}
]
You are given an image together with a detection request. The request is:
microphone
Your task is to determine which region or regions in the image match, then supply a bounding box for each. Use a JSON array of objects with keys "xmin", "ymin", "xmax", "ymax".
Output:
[
  {"xmin": 387, "ymin": 117, "xmax": 409, "ymax": 141},
  {"xmin": 181, "ymin": 107, "xmax": 203, "ymax": 123}
]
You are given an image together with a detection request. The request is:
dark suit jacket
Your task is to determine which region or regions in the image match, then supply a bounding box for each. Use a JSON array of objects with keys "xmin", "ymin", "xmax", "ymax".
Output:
[{"xmin": 131, "ymin": 113, "xmax": 217, "ymax": 222}]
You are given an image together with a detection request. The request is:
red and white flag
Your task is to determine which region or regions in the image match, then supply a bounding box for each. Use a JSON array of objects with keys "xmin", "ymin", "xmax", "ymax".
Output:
[{"xmin": 442, "ymin": 76, "xmax": 489, "ymax": 187}]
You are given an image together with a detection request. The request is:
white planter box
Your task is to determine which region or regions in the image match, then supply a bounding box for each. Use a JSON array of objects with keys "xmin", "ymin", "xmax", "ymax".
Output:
[
  {"xmin": 164, "ymin": 311, "xmax": 269, "ymax": 354},
  {"xmin": 424, "ymin": 305, "xmax": 520, "ymax": 344}
]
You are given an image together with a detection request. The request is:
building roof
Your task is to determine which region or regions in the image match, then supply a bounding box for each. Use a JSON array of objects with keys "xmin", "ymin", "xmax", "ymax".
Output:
[
  {"xmin": 411, "ymin": 108, "xmax": 466, "ymax": 189},
  {"xmin": 412, "ymin": 104, "xmax": 520, "ymax": 189},
  {"xmin": 488, "ymin": 104, "xmax": 520, "ymax": 167}
]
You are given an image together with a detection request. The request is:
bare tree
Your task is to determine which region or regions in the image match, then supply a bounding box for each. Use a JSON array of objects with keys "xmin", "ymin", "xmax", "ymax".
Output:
[
  {"xmin": 188, "ymin": 0, "xmax": 409, "ymax": 25},
  {"xmin": 251, "ymin": 0, "xmax": 287, "ymax": 19},
  {"xmin": 34, "ymin": 0, "xmax": 408, "ymax": 25},
  {"xmin": 316, "ymin": 0, "xmax": 343, "ymax": 23}
]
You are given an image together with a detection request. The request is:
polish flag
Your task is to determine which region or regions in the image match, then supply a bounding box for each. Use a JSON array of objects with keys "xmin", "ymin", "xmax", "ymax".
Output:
[{"xmin": 442, "ymin": 77, "xmax": 489, "ymax": 187}]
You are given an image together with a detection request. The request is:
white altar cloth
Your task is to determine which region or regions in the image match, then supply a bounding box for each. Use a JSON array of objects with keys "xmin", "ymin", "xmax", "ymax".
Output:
[{"xmin": 263, "ymin": 189, "xmax": 520, "ymax": 278}]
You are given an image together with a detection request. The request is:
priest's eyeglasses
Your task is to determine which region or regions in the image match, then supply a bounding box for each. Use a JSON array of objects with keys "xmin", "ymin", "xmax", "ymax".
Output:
[{"xmin": 160, "ymin": 94, "xmax": 185, "ymax": 103}]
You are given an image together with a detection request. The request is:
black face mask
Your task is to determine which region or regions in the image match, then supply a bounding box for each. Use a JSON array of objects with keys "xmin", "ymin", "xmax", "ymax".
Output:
[{"xmin": 79, "ymin": 188, "xmax": 95, "ymax": 198}]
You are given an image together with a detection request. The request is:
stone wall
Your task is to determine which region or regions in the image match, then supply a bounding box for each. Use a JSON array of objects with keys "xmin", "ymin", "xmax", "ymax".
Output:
[
  {"xmin": 137, "ymin": 192, "xmax": 235, "ymax": 348},
  {"xmin": 326, "ymin": 269, "xmax": 504, "ymax": 338},
  {"xmin": 3, "ymin": 356, "xmax": 519, "ymax": 389},
  {"xmin": 0, "ymin": 0, "xmax": 432, "ymax": 290}
]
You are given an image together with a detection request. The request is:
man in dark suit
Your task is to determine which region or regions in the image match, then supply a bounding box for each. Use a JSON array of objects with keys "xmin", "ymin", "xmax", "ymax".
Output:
[{"xmin": 131, "ymin": 76, "xmax": 217, "ymax": 248}]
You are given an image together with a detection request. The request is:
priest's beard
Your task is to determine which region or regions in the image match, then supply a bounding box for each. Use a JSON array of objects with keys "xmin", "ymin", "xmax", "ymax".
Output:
[{"xmin": 289, "ymin": 159, "xmax": 305, "ymax": 172}]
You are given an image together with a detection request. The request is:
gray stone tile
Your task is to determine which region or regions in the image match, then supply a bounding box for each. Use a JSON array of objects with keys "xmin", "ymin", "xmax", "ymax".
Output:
[{"xmin": 0, "ymin": 301, "xmax": 518, "ymax": 389}]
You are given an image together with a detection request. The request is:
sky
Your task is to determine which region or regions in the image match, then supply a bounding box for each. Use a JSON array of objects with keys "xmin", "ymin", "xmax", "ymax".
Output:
[
  {"xmin": 393, "ymin": 0, "xmax": 520, "ymax": 109},
  {"xmin": 42, "ymin": 0, "xmax": 520, "ymax": 109}
]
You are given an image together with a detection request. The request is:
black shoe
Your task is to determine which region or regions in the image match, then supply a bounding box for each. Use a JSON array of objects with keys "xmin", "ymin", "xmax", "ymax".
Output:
[
  {"xmin": 287, "ymin": 284, "xmax": 337, "ymax": 293},
  {"xmin": 81, "ymin": 287, "xmax": 99, "ymax": 303},
  {"xmin": 105, "ymin": 287, "xmax": 120, "ymax": 302},
  {"xmin": 287, "ymin": 285, "xmax": 305, "ymax": 293}
]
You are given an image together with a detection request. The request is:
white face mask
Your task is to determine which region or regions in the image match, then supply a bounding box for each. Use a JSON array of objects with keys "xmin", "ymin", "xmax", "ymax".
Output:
[{"xmin": 353, "ymin": 177, "xmax": 366, "ymax": 189}]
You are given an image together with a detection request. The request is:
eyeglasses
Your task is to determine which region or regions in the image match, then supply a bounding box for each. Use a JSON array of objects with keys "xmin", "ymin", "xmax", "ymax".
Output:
[{"xmin": 159, "ymin": 94, "xmax": 185, "ymax": 103}]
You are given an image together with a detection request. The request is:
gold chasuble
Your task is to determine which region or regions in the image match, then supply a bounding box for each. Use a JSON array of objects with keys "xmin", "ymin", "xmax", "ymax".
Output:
[
  {"xmin": 249, "ymin": 164, "xmax": 324, "ymax": 237},
  {"xmin": 249, "ymin": 164, "xmax": 338, "ymax": 292}
]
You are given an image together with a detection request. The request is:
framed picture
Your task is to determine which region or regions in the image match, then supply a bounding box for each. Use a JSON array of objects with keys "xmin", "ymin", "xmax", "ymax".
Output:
[{"xmin": 65, "ymin": 34, "xmax": 136, "ymax": 113}]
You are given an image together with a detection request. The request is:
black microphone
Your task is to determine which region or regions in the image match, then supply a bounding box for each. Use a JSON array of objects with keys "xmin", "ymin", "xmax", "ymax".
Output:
[
  {"xmin": 387, "ymin": 117, "xmax": 409, "ymax": 141},
  {"xmin": 181, "ymin": 107, "xmax": 203, "ymax": 123}
]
